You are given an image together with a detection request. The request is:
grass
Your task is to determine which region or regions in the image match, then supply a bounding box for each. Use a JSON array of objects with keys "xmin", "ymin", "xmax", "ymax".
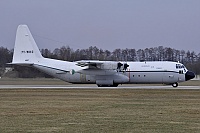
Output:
[
  {"xmin": 179, "ymin": 80, "xmax": 200, "ymax": 86},
  {"xmin": 0, "ymin": 89, "xmax": 200, "ymax": 132},
  {"xmin": 0, "ymin": 78, "xmax": 200, "ymax": 132}
]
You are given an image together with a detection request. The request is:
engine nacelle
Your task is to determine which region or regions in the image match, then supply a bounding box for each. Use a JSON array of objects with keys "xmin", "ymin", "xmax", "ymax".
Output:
[{"xmin": 96, "ymin": 61, "xmax": 118, "ymax": 70}]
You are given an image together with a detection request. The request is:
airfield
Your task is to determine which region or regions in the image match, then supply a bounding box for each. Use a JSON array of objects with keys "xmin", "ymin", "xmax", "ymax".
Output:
[{"xmin": 0, "ymin": 78, "xmax": 200, "ymax": 132}]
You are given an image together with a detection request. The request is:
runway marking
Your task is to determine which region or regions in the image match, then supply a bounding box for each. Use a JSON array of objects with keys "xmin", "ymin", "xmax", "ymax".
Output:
[{"xmin": 0, "ymin": 85, "xmax": 199, "ymax": 89}]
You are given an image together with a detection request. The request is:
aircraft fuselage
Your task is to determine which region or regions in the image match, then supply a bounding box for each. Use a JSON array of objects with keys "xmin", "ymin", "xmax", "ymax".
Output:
[{"xmin": 33, "ymin": 59, "xmax": 191, "ymax": 87}]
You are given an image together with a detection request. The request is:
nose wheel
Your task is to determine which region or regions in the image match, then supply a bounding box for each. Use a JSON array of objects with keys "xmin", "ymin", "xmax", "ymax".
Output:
[{"xmin": 172, "ymin": 82, "xmax": 178, "ymax": 88}]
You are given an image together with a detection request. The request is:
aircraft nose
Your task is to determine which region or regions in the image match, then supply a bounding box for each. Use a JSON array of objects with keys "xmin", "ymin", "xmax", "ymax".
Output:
[{"xmin": 185, "ymin": 71, "xmax": 195, "ymax": 81}]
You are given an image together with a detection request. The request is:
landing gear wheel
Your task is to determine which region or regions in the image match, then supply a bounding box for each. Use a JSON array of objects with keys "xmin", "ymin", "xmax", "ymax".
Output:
[
  {"xmin": 112, "ymin": 83, "xmax": 119, "ymax": 87},
  {"xmin": 97, "ymin": 84, "xmax": 119, "ymax": 87},
  {"xmin": 172, "ymin": 82, "xmax": 178, "ymax": 88},
  {"xmin": 97, "ymin": 84, "xmax": 102, "ymax": 87}
]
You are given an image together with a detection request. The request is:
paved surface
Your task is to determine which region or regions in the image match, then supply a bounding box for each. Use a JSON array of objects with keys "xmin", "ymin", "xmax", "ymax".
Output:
[{"xmin": 0, "ymin": 85, "xmax": 199, "ymax": 89}]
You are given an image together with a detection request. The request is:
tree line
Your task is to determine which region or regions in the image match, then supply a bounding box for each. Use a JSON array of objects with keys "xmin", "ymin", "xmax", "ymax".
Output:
[{"xmin": 0, "ymin": 46, "xmax": 200, "ymax": 77}]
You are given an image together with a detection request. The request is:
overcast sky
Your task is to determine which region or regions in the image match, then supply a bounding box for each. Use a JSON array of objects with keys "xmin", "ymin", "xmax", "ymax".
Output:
[{"xmin": 0, "ymin": 0, "xmax": 200, "ymax": 52}]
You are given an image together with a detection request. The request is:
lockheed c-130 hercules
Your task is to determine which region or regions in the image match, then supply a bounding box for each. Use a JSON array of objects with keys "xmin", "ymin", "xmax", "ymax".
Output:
[{"xmin": 9, "ymin": 25, "xmax": 195, "ymax": 87}]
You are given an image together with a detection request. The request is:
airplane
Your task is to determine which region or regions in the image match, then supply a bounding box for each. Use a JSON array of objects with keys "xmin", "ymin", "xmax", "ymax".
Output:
[{"xmin": 9, "ymin": 25, "xmax": 195, "ymax": 87}]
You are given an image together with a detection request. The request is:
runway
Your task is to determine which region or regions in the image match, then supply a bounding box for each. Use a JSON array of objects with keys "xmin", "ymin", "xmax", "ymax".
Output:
[{"xmin": 0, "ymin": 85, "xmax": 199, "ymax": 89}]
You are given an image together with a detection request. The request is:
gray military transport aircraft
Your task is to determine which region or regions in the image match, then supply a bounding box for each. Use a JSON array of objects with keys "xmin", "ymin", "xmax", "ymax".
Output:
[{"xmin": 8, "ymin": 25, "xmax": 195, "ymax": 87}]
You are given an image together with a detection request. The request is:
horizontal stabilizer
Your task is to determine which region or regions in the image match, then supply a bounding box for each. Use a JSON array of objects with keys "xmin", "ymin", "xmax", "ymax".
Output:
[{"xmin": 7, "ymin": 62, "xmax": 34, "ymax": 66}]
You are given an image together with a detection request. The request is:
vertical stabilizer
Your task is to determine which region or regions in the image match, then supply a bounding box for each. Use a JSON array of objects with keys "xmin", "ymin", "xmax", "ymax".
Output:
[{"xmin": 12, "ymin": 25, "xmax": 43, "ymax": 64}]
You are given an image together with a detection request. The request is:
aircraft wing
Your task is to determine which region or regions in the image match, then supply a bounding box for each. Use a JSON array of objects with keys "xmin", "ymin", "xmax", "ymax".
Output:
[
  {"xmin": 75, "ymin": 60, "xmax": 118, "ymax": 75},
  {"xmin": 76, "ymin": 60, "xmax": 103, "ymax": 69},
  {"xmin": 76, "ymin": 60, "xmax": 129, "ymax": 70}
]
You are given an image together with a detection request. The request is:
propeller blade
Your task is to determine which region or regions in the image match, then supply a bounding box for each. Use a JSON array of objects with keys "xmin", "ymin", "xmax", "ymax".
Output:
[
  {"xmin": 123, "ymin": 63, "xmax": 129, "ymax": 71},
  {"xmin": 117, "ymin": 62, "xmax": 123, "ymax": 70}
]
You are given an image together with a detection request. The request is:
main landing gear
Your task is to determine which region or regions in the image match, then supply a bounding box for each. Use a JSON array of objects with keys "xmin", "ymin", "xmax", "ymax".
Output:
[
  {"xmin": 97, "ymin": 83, "xmax": 119, "ymax": 87},
  {"xmin": 172, "ymin": 82, "xmax": 178, "ymax": 88}
]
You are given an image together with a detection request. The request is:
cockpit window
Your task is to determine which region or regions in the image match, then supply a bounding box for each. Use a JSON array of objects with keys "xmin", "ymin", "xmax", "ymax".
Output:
[{"xmin": 176, "ymin": 64, "xmax": 185, "ymax": 69}]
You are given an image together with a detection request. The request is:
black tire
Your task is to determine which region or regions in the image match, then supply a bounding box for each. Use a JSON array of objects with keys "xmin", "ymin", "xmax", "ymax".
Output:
[
  {"xmin": 172, "ymin": 82, "xmax": 178, "ymax": 88},
  {"xmin": 112, "ymin": 83, "xmax": 119, "ymax": 87},
  {"xmin": 97, "ymin": 84, "xmax": 102, "ymax": 87},
  {"xmin": 97, "ymin": 84, "xmax": 118, "ymax": 87}
]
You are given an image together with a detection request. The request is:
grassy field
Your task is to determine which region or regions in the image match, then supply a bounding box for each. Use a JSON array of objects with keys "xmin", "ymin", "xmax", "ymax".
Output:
[{"xmin": 0, "ymin": 78, "xmax": 200, "ymax": 132}]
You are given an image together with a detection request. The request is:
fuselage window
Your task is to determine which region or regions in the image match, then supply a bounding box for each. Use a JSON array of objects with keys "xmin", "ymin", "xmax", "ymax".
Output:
[
  {"xmin": 144, "ymin": 75, "xmax": 146, "ymax": 77},
  {"xmin": 133, "ymin": 75, "xmax": 134, "ymax": 77},
  {"xmin": 138, "ymin": 75, "xmax": 140, "ymax": 77},
  {"xmin": 179, "ymin": 70, "xmax": 183, "ymax": 74}
]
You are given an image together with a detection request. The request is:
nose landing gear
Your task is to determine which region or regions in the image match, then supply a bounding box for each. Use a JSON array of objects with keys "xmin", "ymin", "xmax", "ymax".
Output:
[{"xmin": 172, "ymin": 82, "xmax": 178, "ymax": 88}]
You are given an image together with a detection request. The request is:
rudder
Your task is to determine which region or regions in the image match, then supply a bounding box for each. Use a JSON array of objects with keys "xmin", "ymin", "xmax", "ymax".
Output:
[{"xmin": 12, "ymin": 25, "xmax": 43, "ymax": 64}]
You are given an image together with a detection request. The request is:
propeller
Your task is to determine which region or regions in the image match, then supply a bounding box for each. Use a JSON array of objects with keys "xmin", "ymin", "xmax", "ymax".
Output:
[
  {"xmin": 123, "ymin": 63, "xmax": 129, "ymax": 71},
  {"xmin": 117, "ymin": 62, "xmax": 129, "ymax": 72},
  {"xmin": 117, "ymin": 62, "xmax": 123, "ymax": 69},
  {"xmin": 117, "ymin": 62, "xmax": 123, "ymax": 72}
]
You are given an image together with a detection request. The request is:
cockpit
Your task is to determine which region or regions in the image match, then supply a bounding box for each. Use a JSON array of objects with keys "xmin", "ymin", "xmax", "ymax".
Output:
[
  {"xmin": 176, "ymin": 64, "xmax": 187, "ymax": 74},
  {"xmin": 176, "ymin": 64, "xmax": 185, "ymax": 69}
]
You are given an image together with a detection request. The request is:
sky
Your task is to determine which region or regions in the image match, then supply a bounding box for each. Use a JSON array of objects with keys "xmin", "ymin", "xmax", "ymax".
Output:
[{"xmin": 0, "ymin": 0, "xmax": 200, "ymax": 52}]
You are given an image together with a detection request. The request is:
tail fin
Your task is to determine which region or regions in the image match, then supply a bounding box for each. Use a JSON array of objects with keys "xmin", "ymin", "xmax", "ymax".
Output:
[{"xmin": 12, "ymin": 25, "xmax": 43, "ymax": 64}]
